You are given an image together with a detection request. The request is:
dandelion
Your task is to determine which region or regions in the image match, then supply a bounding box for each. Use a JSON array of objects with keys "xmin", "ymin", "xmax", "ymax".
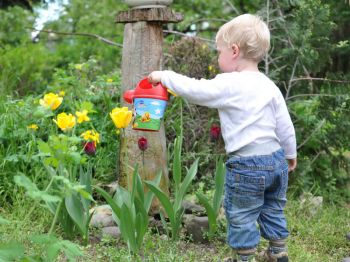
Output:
[
  {"xmin": 138, "ymin": 136, "xmax": 148, "ymax": 151},
  {"xmin": 27, "ymin": 124, "xmax": 38, "ymax": 130},
  {"xmin": 53, "ymin": 112, "xmax": 76, "ymax": 131},
  {"xmin": 76, "ymin": 110, "xmax": 90, "ymax": 124},
  {"xmin": 39, "ymin": 93, "xmax": 63, "ymax": 110},
  {"xmin": 107, "ymin": 78, "xmax": 113, "ymax": 83},
  {"xmin": 58, "ymin": 90, "xmax": 65, "ymax": 97},
  {"xmin": 110, "ymin": 107, "xmax": 132, "ymax": 129}
]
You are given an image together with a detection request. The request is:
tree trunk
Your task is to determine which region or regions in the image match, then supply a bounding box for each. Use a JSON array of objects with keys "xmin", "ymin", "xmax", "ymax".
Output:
[{"xmin": 117, "ymin": 9, "xmax": 182, "ymax": 214}]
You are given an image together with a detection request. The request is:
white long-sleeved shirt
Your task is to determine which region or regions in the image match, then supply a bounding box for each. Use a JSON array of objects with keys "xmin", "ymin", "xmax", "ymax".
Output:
[{"xmin": 161, "ymin": 70, "xmax": 297, "ymax": 159}]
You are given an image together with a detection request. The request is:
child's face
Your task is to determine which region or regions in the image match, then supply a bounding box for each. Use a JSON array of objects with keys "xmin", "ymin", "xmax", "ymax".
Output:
[{"xmin": 216, "ymin": 41, "xmax": 235, "ymax": 73}]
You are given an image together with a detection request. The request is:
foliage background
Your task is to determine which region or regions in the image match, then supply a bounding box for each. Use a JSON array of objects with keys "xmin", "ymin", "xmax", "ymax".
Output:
[{"xmin": 0, "ymin": 0, "xmax": 349, "ymax": 261}]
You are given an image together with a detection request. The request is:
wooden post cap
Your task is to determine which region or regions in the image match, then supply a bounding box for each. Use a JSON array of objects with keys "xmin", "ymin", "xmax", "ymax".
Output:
[{"xmin": 116, "ymin": 7, "xmax": 183, "ymax": 23}]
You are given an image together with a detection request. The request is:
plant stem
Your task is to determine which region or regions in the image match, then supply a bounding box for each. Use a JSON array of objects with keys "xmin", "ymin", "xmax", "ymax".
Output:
[{"xmin": 48, "ymin": 200, "xmax": 63, "ymax": 235}]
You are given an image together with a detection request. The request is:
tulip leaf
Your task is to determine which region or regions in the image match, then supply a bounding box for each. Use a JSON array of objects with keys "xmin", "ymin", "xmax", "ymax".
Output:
[
  {"xmin": 65, "ymin": 192, "xmax": 85, "ymax": 235},
  {"xmin": 173, "ymin": 136, "xmax": 182, "ymax": 191},
  {"xmin": 174, "ymin": 158, "xmax": 198, "ymax": 212},
  {"xmin": 196, "ymin": 192, "xmax": 216, "ymax": 236},
  {"xmin": 213, "ymin": 157, "xmax": 225, "ymax": 214},
  {"xmin": 144, "ymin": 181, "xmax": 175, "ymax": 224},
  {"xmin": 94, "ymin": 186, "xmax": 122, "ymax": 219},
  {"xmin": 144, "ymin": 171, "xmax": 162, "ymax": 213}
]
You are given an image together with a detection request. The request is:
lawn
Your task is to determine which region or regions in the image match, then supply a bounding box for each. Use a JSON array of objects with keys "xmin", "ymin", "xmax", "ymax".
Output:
[{"xmin": 1, "ymin": 196, "xmax": 348, "ymax": 261}]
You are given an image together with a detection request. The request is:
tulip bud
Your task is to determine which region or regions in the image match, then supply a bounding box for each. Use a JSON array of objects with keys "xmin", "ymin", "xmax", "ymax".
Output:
[
  {"xmin": 83, "ymin": 141, "xmax": 96, "ymax": 156},
  {"xmin": 138, "ymin": 137, "xmax": 148, "ymax": 151},
  {"xmin": 210, "ymin": 124, "xmax": 221, "ymax": 141}
]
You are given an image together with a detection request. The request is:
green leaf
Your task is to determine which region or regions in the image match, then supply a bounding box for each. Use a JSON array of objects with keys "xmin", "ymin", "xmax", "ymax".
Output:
[
  {"xmin": 196, "ymin": 192, "xmax": 216, "ymax": 236},
  {"xmin": 37, "ymin": 140, "xmax": 51, "ymax": 154},
  {"xmin": 65, "ymin": 193, "xmax": 86, "ymax": 235},
  {"xmin": 68, "ymin": 152, "xmax": 81, "ymax": 165},
  {"xmin": 94, "ymin": 186, "xmax": 122, "ymax": 219},
  {"xmin": 144, "ymin": 181, "xmax": 175, "ymax": 225},
  {"xmin": 14, "ymin": 175, "xmax": 61, "ymax": 203},
  {"xmin": 14, "ymin": 175, "xmax": 37, "ymax": 191},
  {"xmin": 174, "ymin": 158, "xmax": 198, "ymax": 212},
  {"xmin": 213, "ymin": 157, "xmax": 225, "ymax": 214},
  {"xmin": 0, "ymin": 243, "xmax": 25, "ymax": 261},
  {"xmin": 144, "ymin": 171, "xmax": 162, "ymax": 213},
  {"xmin": 120, "ymin": 204, "xmax": 137, "ymax": 253},
  {"xmin": 0, "ymin": 216, "xmax": 9, "ymax": 225},
  {"xmin": 173, "ymin": 136, "xmax": 183, "ymax": 192},
  {"xmin": 135, "ymin": 169, "xmax": 144, "ymax": 205}
]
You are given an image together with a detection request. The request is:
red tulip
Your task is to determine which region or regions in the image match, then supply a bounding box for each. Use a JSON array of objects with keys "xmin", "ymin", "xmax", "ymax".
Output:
[
  {"xmin": 210, "ymin": 124, "xmax": 221, "ymax": 141},
  {"xmin": 138, "ymin": 136, "xmax": 148, "ymax": 151},
  {"xmin": 83, "ymin": 141, "xmax": 96, "ymax": 156}
]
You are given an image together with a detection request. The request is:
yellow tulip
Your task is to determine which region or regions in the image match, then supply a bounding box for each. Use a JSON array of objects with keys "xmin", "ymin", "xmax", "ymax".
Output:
[
  {"xmin": 39, "ymin": 93, "xmax": 63, "ymax": 110},
  {"xmin": 27, "ymin": 124, "xmax": 39, "ymax": 130},
  {"xmin": 53, "ymin": 113, "xmax": 76, "ymax": 131},
  {"xmin": 110, "ymin": 107, "xmax": 132, "ymax": 129},
  {"xmin": 76, "ymin": 110, "xmax": 90, "ymax": 124},
  {"xmin": 80, "ymin": 130, "xmax": 100, "ymax": 144}
]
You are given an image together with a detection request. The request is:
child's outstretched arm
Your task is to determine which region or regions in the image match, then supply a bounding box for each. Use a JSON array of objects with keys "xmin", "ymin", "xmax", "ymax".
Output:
[
  {"xmin": 148, "ymin": 71, "xmax": 162, "ymax": 84},
  {"xmin": 148, "ymin": 70, "xmax": 231, "ymax": 109}
]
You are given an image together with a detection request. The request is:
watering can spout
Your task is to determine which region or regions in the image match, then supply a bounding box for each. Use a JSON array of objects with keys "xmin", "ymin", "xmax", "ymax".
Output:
[{"xmin": 123, "ymin": 90, "xmax": 135, "ymax": 104}]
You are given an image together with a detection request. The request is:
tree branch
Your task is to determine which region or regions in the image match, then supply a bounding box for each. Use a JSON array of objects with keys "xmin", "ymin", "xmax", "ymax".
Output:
[
  {"xmin": 163, "ymin": 30, "xmax": 215, "ymax": 43},
  {"xmin": 29, "ymin": 28, "xmax": 123, "ymax": 47},
  {"xmin": 297, "ymin": 119, "xmax": 326, "ymax": 150},
  {"xmin": 286, "ymin": 93, "xmax": 348, "ymax": 101},
  {"xmin": 290, "ymin": 77, "xmax": 350, "ymax": 84}
]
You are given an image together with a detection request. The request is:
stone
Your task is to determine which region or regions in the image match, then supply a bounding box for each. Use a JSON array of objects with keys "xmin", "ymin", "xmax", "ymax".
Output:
[
  {"xmin": 342, "ymin": 258, "xmax": 350, "ymax": 262},
  {"xmin": 149, "ymin": 216, "xmax": 166, "ymax": 235},
  {"xmin": 182, "ymin": 200, "xmax": 206, "ymax": 216},
  {"xmin": 184, "ymin": 215, "xmax": 209, "ymax": 243},
  {"xmin": 90, "ymin": 205, "xmax": 116, "ymax": 227},
  {"xmin": 346, "ymin": 233, "xmax": 350, "ymax": 241},
  {"xmin": 102, "ymin": 226, "xmax": 121, "ymax": 239},
  {"xmin": 300, "ymin": 193, "xmax": 323, "ymax": 216}
]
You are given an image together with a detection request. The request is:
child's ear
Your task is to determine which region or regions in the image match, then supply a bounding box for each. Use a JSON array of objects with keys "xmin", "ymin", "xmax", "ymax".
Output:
[{"xmin": 231, "ymin": 44, "xmax": 240, "ymax": 58}]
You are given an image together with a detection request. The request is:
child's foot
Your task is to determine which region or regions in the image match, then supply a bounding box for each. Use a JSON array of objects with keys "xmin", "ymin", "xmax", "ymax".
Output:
[
  {"xmin": 256, "ymin": 249, "xmax": 288, "ymax": 262},
  {"xmin": 223, "ymin": 255, "xmax": 256, "ymax": 262}
]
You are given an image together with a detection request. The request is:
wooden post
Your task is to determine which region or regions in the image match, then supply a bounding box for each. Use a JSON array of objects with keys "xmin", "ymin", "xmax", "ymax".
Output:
[{"xmin": 116, "ymin": 8, "xmax": 182, "ymax": 214}]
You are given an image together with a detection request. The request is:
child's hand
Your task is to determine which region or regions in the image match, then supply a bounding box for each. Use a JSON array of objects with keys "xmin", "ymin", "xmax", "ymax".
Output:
[
  {"xmin": 148, "ymin": 71, "xmax": 163, "ymax": 85},
  {"xmin": 287, "ymin": 158, "xmax": 297, "ymax": 173}
]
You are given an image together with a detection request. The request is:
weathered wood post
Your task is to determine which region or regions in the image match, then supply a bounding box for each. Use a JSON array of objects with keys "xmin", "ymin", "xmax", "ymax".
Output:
[{"xmin": 116, "ymin": 4, "xmax": 182, "ymax": 213}]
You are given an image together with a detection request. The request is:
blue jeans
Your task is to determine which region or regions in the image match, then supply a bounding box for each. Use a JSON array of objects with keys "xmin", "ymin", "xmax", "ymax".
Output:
[{"xmin": 224, "ymin": 148, "xmax": 289, "ymax": 250}]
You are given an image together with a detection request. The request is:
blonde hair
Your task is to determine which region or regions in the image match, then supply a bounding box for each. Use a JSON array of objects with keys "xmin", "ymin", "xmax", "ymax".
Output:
[{"xmin": 216, "ymin": 14, "xmax": 270, "ymax": 62}]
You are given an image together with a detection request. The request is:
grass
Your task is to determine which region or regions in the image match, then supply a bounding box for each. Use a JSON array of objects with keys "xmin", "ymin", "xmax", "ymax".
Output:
[{"xmin": 0, "ymin": 196, "xmax": 349, "ymax": 261}]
